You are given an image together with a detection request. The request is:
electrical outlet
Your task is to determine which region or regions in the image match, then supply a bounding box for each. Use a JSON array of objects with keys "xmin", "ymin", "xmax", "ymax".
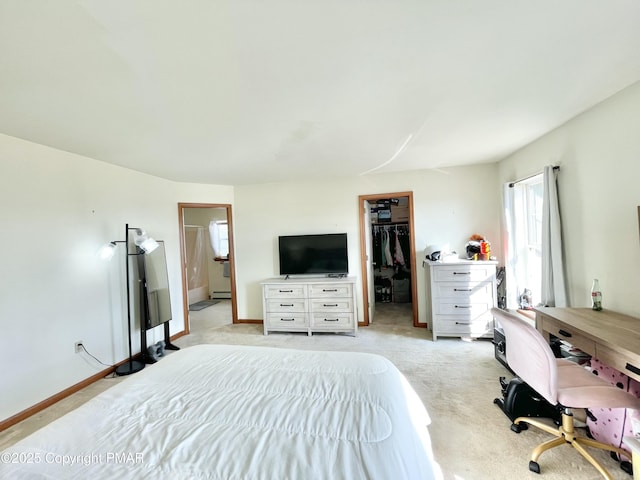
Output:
[{"xmin": 74, "ymin": 341, "xmax": 83, "ymax": 353}]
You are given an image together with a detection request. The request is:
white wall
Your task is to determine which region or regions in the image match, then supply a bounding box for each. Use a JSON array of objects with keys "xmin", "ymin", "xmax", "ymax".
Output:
[
  {"xmin": 0, "ymin": 134, "xmax": 233, "ymax": 421},
  {"xmin": 233, "ymin": 164, "xmax": 502, "ymax": 324},
  {"xmin": 6, "ymin": 78, "xmax": 639, "ymax": 427},
  {"xmin": 497, "ymin": 81, "xmax": 640, "ymax": 316}
]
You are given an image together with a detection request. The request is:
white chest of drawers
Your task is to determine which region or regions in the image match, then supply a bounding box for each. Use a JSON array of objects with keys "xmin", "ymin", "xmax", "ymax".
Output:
[
  {"xmin": 261, "ymin": 277, "xmax": 357, "ymax": 336},
  {"xmin": 425, "ymin": 260, "xmax": 497, "ymax": 341}
]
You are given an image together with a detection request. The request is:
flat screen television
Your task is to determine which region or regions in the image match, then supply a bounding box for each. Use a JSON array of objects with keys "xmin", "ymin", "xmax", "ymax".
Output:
[{"xmin": 278, "ymin": 233, "xmax": 348, "ymax": 276}]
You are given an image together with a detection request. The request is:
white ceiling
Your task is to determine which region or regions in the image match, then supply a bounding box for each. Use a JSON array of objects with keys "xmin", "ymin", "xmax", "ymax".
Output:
[{"xmin": 1, "ymin": 1, "xmax": 640, "ymax": 185}]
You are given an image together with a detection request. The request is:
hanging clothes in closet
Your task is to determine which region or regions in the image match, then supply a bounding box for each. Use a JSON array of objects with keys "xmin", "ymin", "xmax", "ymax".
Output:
[
  {"xmin": 371, "ymin": 224, "xmax": 409, "ymax": 270},
  {"xmin": 394, "ymin": 229, "xmax": 405, "ymax": 266}
]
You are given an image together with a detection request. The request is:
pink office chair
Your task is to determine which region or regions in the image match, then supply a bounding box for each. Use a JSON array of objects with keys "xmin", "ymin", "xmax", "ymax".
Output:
[{"xmin": 492, "ymin": 308, "xmax": 640, "ymax": 479}]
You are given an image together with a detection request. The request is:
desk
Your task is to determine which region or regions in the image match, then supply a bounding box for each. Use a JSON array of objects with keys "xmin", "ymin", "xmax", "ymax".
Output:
[{"xmin": 535, "ymin": 307, "xmax": 640, "ymax": 383}]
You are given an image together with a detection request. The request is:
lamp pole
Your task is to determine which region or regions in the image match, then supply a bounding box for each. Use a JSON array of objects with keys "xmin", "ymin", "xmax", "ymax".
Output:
[{"xmin": 115, "ymin": 223, "xmax": 145, "ymax": 376}]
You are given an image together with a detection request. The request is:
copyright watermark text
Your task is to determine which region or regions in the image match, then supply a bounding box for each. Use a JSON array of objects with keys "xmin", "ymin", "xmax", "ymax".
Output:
[{"xmin": 1, "ymin": 451, "xmax": 144, "ymax": 466}]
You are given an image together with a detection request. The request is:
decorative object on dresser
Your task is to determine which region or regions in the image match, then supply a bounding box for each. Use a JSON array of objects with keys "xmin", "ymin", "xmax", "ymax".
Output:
[
  {"xmin": 424, "ymin": 260, "xmax": 497, "ymax": 341},
  {"xmin": 262, "ymin": 277, "xmax": 357, "ymax": 336}
]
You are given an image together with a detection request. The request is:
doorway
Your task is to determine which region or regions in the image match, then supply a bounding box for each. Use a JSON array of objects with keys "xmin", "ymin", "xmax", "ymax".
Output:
[
  {"xmin": 178, "ymin": 203, "xmax": 238, "ymax": 334},
  {"xmin": 358, "ymin": 192, "xmax": 419, "ymax": 327}
]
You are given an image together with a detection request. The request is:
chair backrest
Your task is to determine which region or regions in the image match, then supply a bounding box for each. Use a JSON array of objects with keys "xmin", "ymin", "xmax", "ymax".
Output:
[{"xmin": 492, "ymin": 308, "xmax": 558, "ymax": 405}]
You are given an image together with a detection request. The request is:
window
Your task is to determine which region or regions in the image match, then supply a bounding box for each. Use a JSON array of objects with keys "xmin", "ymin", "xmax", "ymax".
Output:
[
  {"xmin": 506, "ymin": 174, "xmax": 543, "ymax": 308},
  {"xmin": 217, "ymin": 222, "xmax": 229, "ymax": 257},
  {"xmin": 209, "ymin": 221, "xmax": 229, "ymax": 259},
  {"xmin": 504, "ymin": 165, "xmax": 567, "ymax": 309}
]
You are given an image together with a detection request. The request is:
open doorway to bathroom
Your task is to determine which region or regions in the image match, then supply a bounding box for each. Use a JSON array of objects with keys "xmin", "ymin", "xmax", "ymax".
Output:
[
  {"xmin": 178, "ymin": 203, "xmax": 238, "ymax": 334},
  {"xmin": 358, "ymin": 192, "xmax": 419, "ymax": 328}
]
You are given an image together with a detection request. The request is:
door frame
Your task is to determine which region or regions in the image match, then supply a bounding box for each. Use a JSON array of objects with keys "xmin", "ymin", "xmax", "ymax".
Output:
[
  {"xmin": 178, "ymin": 202, "xmax": 238, "ymax": 334},
  {"xmin": 363, "ymin": 199, "xmax": 375, "ymax": 323},
  {"xmin": 358, "ymin": 191, "xmax": 420, "ymax": 327}
]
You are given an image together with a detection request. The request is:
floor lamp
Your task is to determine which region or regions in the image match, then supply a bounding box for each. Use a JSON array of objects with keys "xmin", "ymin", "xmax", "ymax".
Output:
[{"xmin": 101, "ymin": 224, "xmax": 159, "ymax": 376}]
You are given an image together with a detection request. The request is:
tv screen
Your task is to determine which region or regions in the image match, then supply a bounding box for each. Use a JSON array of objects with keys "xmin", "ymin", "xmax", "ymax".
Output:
[{"xmin": 279, "ymin": 233, "xmax": 348, "ymax": 276}]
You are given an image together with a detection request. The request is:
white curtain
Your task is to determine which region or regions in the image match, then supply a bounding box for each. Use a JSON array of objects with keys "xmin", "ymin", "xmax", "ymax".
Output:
[
  {"xmin": 209, "ymin": 221, "xmax": 220, "ymax": 258},
  {"xmin": 540, "ymin": 165, "xmax": 568, "ymax": 307},
  {"xmin": 502, "ymin": 182, "xmax": 524, "ymax": 309}
]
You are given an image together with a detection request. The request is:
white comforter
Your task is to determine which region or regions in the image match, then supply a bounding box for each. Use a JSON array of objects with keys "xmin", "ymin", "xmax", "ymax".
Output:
[{"xmin": 1, "ymin": 345, "xmax": 442, "ymax": 479}]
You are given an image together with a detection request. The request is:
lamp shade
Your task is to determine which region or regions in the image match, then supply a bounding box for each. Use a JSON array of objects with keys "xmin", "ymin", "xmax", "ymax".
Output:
[
  {"xmin": 133, "ymin": 230, "xmax": 159, "ymax": 254},
  {"xmin": 138, "ymin": 237, "xmax": 159, "ymax": 254},
  {"xmin": 97, "ymin": 242, "xmax": 117, "ymax": 261}
]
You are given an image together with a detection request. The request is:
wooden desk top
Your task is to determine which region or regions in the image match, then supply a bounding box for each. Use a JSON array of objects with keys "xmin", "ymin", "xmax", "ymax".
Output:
[{"xmin": 535, "ymin": 307, "xmax": 640, "ymax": 358}]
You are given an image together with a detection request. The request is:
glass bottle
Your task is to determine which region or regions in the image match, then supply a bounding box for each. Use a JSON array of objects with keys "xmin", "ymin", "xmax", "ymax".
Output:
[{"xmin": 591, "ymin": 279, "xmax": 602, "ymax": 311}]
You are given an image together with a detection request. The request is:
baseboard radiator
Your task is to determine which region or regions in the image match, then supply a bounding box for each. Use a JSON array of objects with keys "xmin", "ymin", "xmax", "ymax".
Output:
[{"xmin": 211, "ymin": 291, "xmax": 231, "ymax": 299}]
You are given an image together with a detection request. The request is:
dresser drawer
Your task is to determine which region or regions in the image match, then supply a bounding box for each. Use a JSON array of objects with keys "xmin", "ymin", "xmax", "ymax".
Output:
[
  {"xmin": 432, "ymin": 281, "xmax": 493, "ymax": 301},
  {"xmin": 266, "ymin": 299, "xmax": 307, "ymax": 313},
  {"xmin": 310, "ymin": 298, "xmax": 353, "ymax": 312},
  {"xmin": 309, "ymin": 283, "xmax": 353, "ymax": 298},
  {"xmin": 432, "ymin": 265, "xmax": 495, "ymax": 283},
  {"xmin": 595, "ymin": 343, "xmax": 640, "ymax": 384},
  {"xmin": 265, "ymin": 314, "xmax": 308, "ymax": 328},
  {"xmin": 541, "ymin": 317, "xmax": 596, "ymax": 356},
  {"xmin": 433, "ymin": 313, "xmax": 494, "ymax": 337},
  {"xmin": 434, "ymin": 301, "xmax": 492, "ymax": 317},
  {"xmin": 264, "ymin": 284, "xmax": 307, "ymax": 298},
  {"xmin": 311, "ymin": 313, "xmax": 354, "ymax": 329}
]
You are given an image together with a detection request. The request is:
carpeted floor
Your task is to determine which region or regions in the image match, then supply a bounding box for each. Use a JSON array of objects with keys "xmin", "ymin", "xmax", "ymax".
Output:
[{"xmin": 0, "ymin": 302, "xmax": 631, "ymax": 479}]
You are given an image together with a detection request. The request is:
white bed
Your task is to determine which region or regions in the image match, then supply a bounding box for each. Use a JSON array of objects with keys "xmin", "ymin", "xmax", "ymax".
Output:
[{"xmin": 1, "ymin": 344, "xmax": 442, "ymax": 479}]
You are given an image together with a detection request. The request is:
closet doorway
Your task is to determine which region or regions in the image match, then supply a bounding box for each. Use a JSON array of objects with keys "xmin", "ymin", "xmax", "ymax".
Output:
[
  {"xmin": 178, "ymin": 203, "xmax": 238, "ymax": 334},
  {"xmin": 358, "ymin": 192, "xmax": 419, "ymax": 327}
]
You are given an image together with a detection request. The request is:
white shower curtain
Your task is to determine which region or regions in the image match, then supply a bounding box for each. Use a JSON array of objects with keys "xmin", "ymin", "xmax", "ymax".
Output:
[
  {"xmin": 186, "ymin": 226, "xmax": 209, "ymax": 304},
  {"xmin": 541, "ymin": 165, "xmax": 568, "ymax": 307}
]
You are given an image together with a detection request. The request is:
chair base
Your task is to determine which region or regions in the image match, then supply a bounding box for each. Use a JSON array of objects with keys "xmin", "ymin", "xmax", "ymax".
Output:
[{"xmin": 514, "ymin": 410, "xmax": 630, "ymax": 480}]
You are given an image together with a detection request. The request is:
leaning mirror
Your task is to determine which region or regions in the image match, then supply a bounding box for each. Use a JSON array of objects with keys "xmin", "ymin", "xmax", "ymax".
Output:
[{"xmin": 138, "ymin": 240, "xmax": 172, "ymax": 329}]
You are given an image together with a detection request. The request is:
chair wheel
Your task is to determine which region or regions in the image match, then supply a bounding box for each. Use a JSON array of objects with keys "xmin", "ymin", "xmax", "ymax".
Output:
[
  {"xmin": 620, "ymin": 460, "xmax": 632, "ymax": 475},
  {"xmin": 529, "ymin": 461, "xmax": 540, "ymax": 474},
  {"xmin": 511, "ymin": 423, "xmax": 523, "ymax": 433}
]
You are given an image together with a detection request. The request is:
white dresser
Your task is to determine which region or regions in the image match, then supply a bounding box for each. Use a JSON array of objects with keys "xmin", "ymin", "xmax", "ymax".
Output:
[
  {"xmin": 424, "ymin": 260, "xmax": 497, "ymax": 341},
  {"xmin": 261, "ymin": 277, "xmax": 358, "ymax": 336}
]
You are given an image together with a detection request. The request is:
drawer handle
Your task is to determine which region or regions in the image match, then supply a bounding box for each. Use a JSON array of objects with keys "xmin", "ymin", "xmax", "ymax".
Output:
[
  {"xmin": 454, "ymin": 288, "xmax": 472, "ymax": 292},
  {"xmin": 279, "ymin": 289, "xmax": 293, "ymax": 293},
  {"xmin": 322, "ymin": 289, "xmax": 338, "ymax": 292},
  {"xmin": 455, "ymin": 305, "xmax": 472, "ymax": 309},
  {"xmin": 323, "ymin": 318, "xmax": 339, "ymax": 322},
  {"xmin": 280, "ymin": 318, "xmax": 295, "ymax": 322},
  {"xmin": 558, "ymin": 329, "xmax": 572, "ymax": 338},
  {"xmin": 453, "ymin": 272, "xmax": 471, "ymax": 275},
  {"xmin": 323, "ymin": 303, "xmax": 339, "ymax": 307},
  {"xmin": 626, "ymin": 363, "xmax": 640, "ymax": 376},
  {"xmin": 455, "ymin": 322, "xmax": 472, "ymax": 325},
  {"xmin": 279, "ymin": 303, "xmax": 294, "ymax": 307}
]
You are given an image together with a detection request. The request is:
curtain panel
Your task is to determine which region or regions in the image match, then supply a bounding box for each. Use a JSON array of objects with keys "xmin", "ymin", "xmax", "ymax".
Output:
[{"xmin": 541, "ymin": 165, "xmax": 568, "ymax": 307}]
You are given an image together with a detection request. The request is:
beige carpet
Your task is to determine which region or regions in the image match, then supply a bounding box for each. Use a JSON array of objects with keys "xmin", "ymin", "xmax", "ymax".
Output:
[{"xmin": 0, "ymin": 302, "xmax": 632, "ymax": 479}]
